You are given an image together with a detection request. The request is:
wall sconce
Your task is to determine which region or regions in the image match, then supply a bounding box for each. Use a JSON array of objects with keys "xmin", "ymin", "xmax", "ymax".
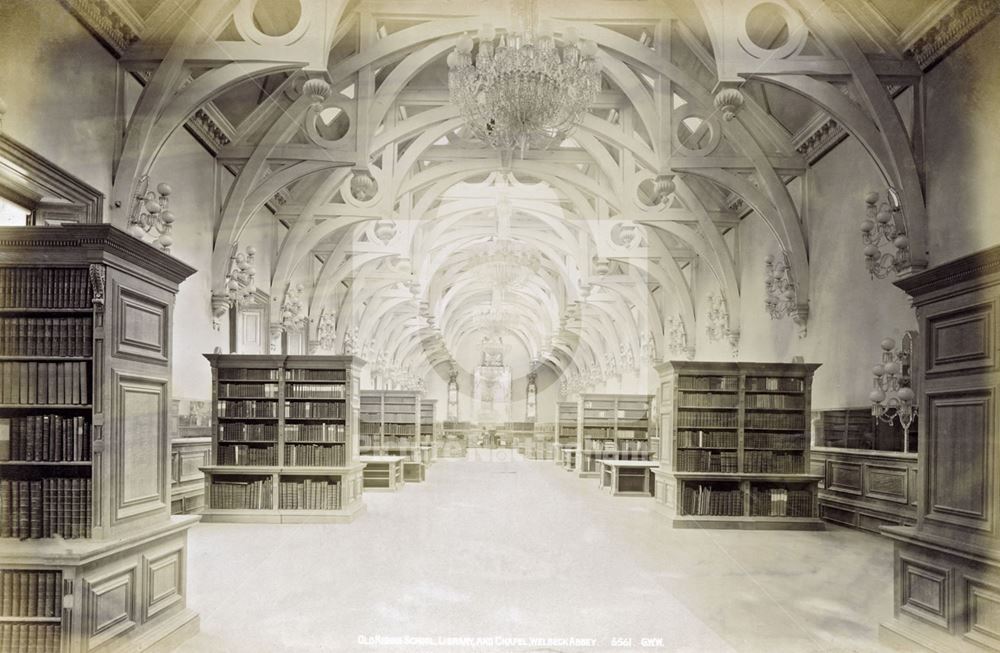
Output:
[
  {"xmin": 278, "ymin": 284, "xmax": 308, "ymax": 333},
  {"xmin": 127, "ymin": 175, "xmax": 175, "ymax": 252},
  {"xmin": 316, "ymin": 311, "xmax": 336, "ymax": 351},
  {"xmin": 765, "ymin": 251, "xmax": 807, "ymax": 337},
  {"xmin": 764, "ymin": 252, "xmax": 796, "ymax": 318},
  {"xmin": 666, "ymin": 316, "xmax": 691, "ymax": 359},
  {"xmin": 706, "ymin": 292, "xmax": 739, "ymax": 358},
  {"xmin": 870, "ymin": 332, "xmax": 917, "ymax": 431},
  {"xmin": 861, "ymin": 188, "xmax": 910, "ymax": 278},
  {"xmin": 212, "ymin": 244, "xmax": 257, "ymax": 330}
]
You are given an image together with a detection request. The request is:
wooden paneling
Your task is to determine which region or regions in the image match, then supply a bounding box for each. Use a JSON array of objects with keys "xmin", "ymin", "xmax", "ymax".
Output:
[
  {"xmin": 113, "ymin": 374, "xmax": 168, "ymax": 523},
  {"xmin": 927, "ymin": 391, "xmax": 993, "ymax": 532},
  {"xmin": 927, "ymin": 303, "xmax": 995, "ymax": 376},
  {"xmin": 966, "ymin": 578, "xmax": 1000, "ymax": 649},
  {"xmin": 900, "ymin": 557, "xmax": 951, "ymax": 630},
  {"xmin": 84, "ymin": 566, "xmax": 137, "ymax": 648},
  {"xmin": 143, "ymin": 548, "xmax": 183, "ymax": 620},
  {"xmin": 829, "ymin": 461, "xmax": 863, "ymax": 494},
  {"xmin": 866, "ymin": 465, "xmax": 909, "ymax": 504},
  {"xmin": 114, "ymin": 285, "xmax": 169, "ymax": 364}
]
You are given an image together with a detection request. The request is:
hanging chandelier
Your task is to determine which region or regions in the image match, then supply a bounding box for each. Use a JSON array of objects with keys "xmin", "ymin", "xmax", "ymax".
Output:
[
  {"xmin": 474, "ymin": 237, "xmax": 539, "ymax": 289},
  {"xmin": 447, "ymin": 0, "xmax": 601, "ymax": 157}
]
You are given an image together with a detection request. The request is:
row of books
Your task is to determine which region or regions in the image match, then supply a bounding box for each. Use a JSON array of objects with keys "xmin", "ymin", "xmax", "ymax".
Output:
[
  {"xmin": 744, "ymin": 451, "xmax": 804, "ymax": 474},
  {"xmin": 677, "ymin": 450, "xmax": 738, "ymax": 473},
  {"xmin": 677, "ymin": 411, "xmax": 738, "ymax": 428},
  {"xmin": 1, "ymin": 571, "xmax": 60, "ymax": 617},
  {"xmin": 746, "ymin": 393, "xmax": 805, "ymax": 409},
  {"xmin": 582, "ymin": 427, "xmax": 614, "ymax": 437},
  {"xmin": 382, "ymin": 424, "xmax": 416, "ymax": 435},
  {"xmin": 1, "ymin": 415, "xmax": 90, "ymax": 462},
  {"xmin": 218, "ymin": 368, "xmax": 279, "ymax": 381},
  {"xmin": 217, "ymin": 444, "xmax": 276, "ymax": 466},
  {"xmin": 745, "ymin": 432, "xmax": 806, "ymax": 449},
  {"xmin": 285, "ymin": 370, "xmax": 346, "ymax": 381},
  {"xmin": 749, "ymin": 488, "xmax": 813, "ymax": 517},
  {"xmin": 219, "ymin": 422, "xmax": 277, "ymax": 441},
  {"xmin": 681, "ymin": 484, "xmax": 744, "ymax": 516},
  {"xmin": 0, "ymin": 267, "xmax": 91, "ymax": 308},
  {"xmin": 678, "ymin": 430, "xmax": 738, "ymax": 448},
  {"xmin": 284, "ymin": 423, "xmax": 345, "ymax": 442},
  {"xmin": 617, "ymin": 421, "xmax": 650, "ymax": 430},
  {"xmin": 746, "ymin": 377, "xmax": 804, "ymax": 392},
  {"xmin": 677, "ymin": 391, "xmax": 739, "ymax": 408},
  {"xmin": 0, "ymin": 478, "xmax": 91, "ymax": 539},
  {"xmin": 217, "ymin": 400, "xmax": 276, "ymax": 418},
  {"xmin": 279, "ymin": 479, "xmax": 341, "ymax": 510},
  {"xmin": 0, "ymin": 317, "xmax": 92, "ymax": 357},
  {"xmin": 210, "ymin": 478, "xmax": 272, "ymax": 509},
  {"xmin": 0, "ymin": 361, "xmax": 90, "ymax": 405},
  {"xmin": 284, "ymin": 444, "xmax": 346, "ymax": 467},
  {"xmin": 219, "ymin": 382, "xmax": 277, "ymax": 398},
  {"xmin": 284, "ymin": 402, "xmax": 344, "ymax": 418},
  {"xmin": 746, "ymin": 413, "xmax": 805, "ymax": 430},
  {"xmin": 286, "ymin": 384, "xmax": 345, "ymax": 399},
  {"xmin": 617, "ymin": 429, "xmax": 649, "ymax": 439},
  {"xmin": 677, "ymin": 376, "xmax": 739, "ymax": 391},
  {"xmin": 618, "ymin": 440, "xmax": 650, "ymax": 453},
  {"xmin": 0, "ymin": 624, "xmax": 60, "ymax": 653}
]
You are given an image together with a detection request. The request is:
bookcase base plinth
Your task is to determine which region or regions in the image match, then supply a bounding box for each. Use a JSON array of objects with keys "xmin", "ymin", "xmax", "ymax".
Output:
[
  {"xmin": 0, "ymin": 516, "xmax": 200, "ymax": 652},
  {"xmin": 198, "ymin": 500, "xmax": 366, "ymax": 524},
  {"xmin": 668, "ymin": 515, "xmax": 825, "ymax": 530}
]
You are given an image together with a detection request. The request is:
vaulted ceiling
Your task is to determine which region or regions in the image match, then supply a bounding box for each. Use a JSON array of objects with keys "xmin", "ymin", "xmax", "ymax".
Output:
[{"xmin": 69, "ymin": 0, "xmax": 976, "ymax": 389}]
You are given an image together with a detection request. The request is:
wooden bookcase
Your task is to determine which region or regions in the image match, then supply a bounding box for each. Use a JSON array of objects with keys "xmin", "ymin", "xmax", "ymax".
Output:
[
  {"xmin": 577, "ymin": 394, "xmax": 655, "ymax": 478},
  {"xmin": 0, "ymin": 225, "xmax": 199, "ymax": 652},
  {"xmin": 438, "ymin": 421, "xmax": 469, "ymax": 458},
  {"xmin": 653, "ymin": 360, "xmax": 823, "ymax": 530},
  {"xmin": 524, "ymin": 422, "xmax": 555, "ymax": 460},
  {"xmin": 505, "ymin": 421, "xmax": 534, "ymax": 453},
  {"xmin": 359, "ymin": 390, "xmax": 425, "ymax": 481},
  {"xmin": 200, "ymin": 355, "xmax": 366, "ymax": 523},
  {"xmin": 554, "ymin": 401, "xmax": 579, "ymax": 466},
  {"xmin": 880, "ymin": 245, "xmax": 1000, "ymax": 652},
  {"xmin": 419, "ymin": 399, "xmax": 436, "ymax": 465}
]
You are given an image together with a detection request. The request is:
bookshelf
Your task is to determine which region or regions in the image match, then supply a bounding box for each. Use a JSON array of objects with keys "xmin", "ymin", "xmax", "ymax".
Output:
[
  {"xmin": 419, "ymin": 399, "xmax": 437, "ymax": 466},
  {"xmin": 577, "ymin": 394, "xmax": 655, "ymax": 478},
  {"xmin": 505, "ymin": 421, "xmax": 534, "ymax": 454},
  {"xmin": 200, "ymin": 355, "xmax": 366, "ymax": 523},
  {"xmin": 554, "ymin": 402, "xmax": 579, "ymax": 466},
  {"xmin": 438, "ymin": 421, "xmax": 469, "ymax": 458},
  {"xmin": 359, "ymin": 390, "xmax": 425, "ymax": 482},
  {"xmin": 524, "ymin": 422, "xmax": 555, "ymax": 460},
  {"xmin": 653, "ymin": 361, "xmax": 823, "ymax": 530},
  {"xmin": 358, "ymin": 455, "xmax": 405, "ymax": 491},
  {"xmin": 0, "ymin": 224, "xmax": 199, "ymax": 652}
]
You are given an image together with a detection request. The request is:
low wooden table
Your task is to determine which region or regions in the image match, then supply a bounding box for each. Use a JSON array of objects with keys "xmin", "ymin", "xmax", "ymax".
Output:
[
  {"xmin": 359, "ymin": 455, "xmax": 406, "ymax": 491},
  {"xmin": 598, "ymin": 460, "xmax": 658, "ymax": 496}
]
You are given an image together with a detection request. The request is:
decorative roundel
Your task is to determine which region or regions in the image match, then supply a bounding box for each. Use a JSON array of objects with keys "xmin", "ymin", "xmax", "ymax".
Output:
[
  {"xmin": 737, "ymin": 1, "xmax": 808, "ymax": 60},
  {"xmin": 672, "ymin": 104, "xmax": 721, "ymax": 157},
  {"xmin": 233, "ymin": 0, "xmax": 311, "ymax": 46}
]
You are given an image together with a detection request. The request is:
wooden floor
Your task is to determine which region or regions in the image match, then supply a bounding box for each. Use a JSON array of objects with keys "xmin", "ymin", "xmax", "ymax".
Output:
[{"xmin": 176, "ymin": 449, "xmax": 897, "ymax": 652}]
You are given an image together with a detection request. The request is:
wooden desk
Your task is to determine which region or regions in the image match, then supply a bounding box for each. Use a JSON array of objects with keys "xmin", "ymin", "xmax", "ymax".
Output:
[
  {"xmin": 598, "ymin": 460, "xmax": 658, "ymax": 496},
  {"xmin": 359, "ymin": 455, "xmax": 406, "ymax": 491}
]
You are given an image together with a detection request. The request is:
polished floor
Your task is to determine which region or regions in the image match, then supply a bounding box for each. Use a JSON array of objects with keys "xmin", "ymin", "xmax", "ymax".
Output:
[{"xmin": 176, "ymin": 450, "xmax": 897, "ymax": 653}]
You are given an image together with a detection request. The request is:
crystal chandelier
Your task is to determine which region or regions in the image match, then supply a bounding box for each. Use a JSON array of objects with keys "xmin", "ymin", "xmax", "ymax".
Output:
[
  {"xmin": 870, "ymin": 333, "xmax": 917, "ymax": 431},
  {"xmin": 475, "ymin": 237, "xmax": 538, "ymax": 289},
  {"xmin": 447, "ymin": 0, "xmax": 601, "ymax": 157},
  {"xmin": 861, "ymin": 188, "xmax": 910, "ymax": 279}
]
